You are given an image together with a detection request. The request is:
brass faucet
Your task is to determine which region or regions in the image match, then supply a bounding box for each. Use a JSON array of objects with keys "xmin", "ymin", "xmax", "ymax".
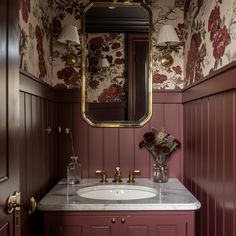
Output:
[
  {"xmin": 127, "ymin": 169, "xmax": 141, "ymax": 183},
  {"xmin": 95, "ymin": 169, "xmax": 108, "ymax": 183},
  {"xmin": 112, "ymin": 167, "xmax": 122, "ymax": 183}
]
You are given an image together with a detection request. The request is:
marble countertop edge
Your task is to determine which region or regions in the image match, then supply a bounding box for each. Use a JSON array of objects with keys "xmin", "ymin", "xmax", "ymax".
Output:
[{"xmin": 37, "ymin": 178, "xmax": 201, "ymax": 212}]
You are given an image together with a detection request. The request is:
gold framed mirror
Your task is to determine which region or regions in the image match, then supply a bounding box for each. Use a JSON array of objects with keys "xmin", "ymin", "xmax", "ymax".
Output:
[{"xmin": 81, "ymin": 1, "xmax": 152, "ymax": 127}]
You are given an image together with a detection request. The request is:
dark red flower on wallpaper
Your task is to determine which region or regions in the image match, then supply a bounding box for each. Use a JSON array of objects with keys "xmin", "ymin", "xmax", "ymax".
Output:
[
  {"xmin": 153, "ymin": 73, "xmax": 167, "ymax": 83},
  {"xmin": 116, "ymin": 51, "xmax": 122, "ymax": 57},
  {"xmin": 112, "ymin": 42, "xmax": 121, "ymax": 50},
  {"xmin": 57, "ymin": 67, "xmax": 79, "ymax": 85},
  {"xmin": 172, "ymin": 65, "xmax": 182, "ymax": 75},
  {"xmin": 52, "ymin": 18, "xmax": 62, "ymax": 36},
  {"xmin": 21, "ymin": 0, "xmax": 31, "ymax": 23},
  {"xmin": 208, "ymin": 6, "xmax": 220, "ymax": 40},
  {"xmin": 35, "ymin": 25, "xmax": 46, "ymax": 78},
  {"xmin": 98, "ymin": 84, "xmax": 123, "ymax": 102},
  {"xmin": 89, "ymin": 37, "xmax": 104, "ymax": 51},
  {"xmin": 89, "ymin": 79, "xmax": 99, "ymax": 89},
  {"xmin": 212, "ymin": 25, "xmax": 230, "ymax": 59},
  {"xmin": 114, "ymin": 58, "xmax": 125, "ymax": 65}
]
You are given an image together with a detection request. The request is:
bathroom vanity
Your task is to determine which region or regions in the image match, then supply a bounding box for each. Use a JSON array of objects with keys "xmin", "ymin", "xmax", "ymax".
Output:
[{"xmin": 38, "ymin": 178, "xmax": 200, "ymax": 236}]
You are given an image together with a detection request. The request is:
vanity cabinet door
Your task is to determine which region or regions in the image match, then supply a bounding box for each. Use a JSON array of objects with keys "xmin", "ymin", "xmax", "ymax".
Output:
[
  {"xmin": 122, "ymin": 212, "xmax": 195, "ymax": 236},
  {"xmin": 43, "ymin": 213, "xmax": 120, "ymax": 236}
]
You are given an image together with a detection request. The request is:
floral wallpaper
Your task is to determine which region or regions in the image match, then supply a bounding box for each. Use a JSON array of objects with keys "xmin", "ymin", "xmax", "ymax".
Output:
[
  {"xmin": 86, "ymin": 33, "xmax": 126, "ymax": 103},
  {"xmin": 151, "ymin": 0, "xmax": 185, "ymax": 89},
  {"xmin": 19, "ymin": 0, "xmax": 54, "ymax": 85},
  {"xmin": 19, "ymin": 0, "xmax": 185, "ymax": 95},
  {"xmin": 184, "ymin": 0, "xmax": 236, "ymax": 85}
]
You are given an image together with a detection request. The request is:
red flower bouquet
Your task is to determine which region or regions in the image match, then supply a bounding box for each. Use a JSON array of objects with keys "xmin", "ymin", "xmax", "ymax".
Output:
[
  {"xmin": 139, "ymin": 128, "xmax": 180, "ymax": 183},
  {"xmin": 139, "ymin": 128, "xmax": 180, "ymax": 164}
]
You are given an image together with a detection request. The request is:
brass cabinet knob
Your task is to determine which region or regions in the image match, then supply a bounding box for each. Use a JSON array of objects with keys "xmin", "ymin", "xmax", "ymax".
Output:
[
  {"xmin": 121, "ymin": 218, "xmax": 126, "ymax": 224},
  {"xmin": 6, "ymin": 192, "xmax": 37, "ymax": 215},
  {"xmin": 111, "ymin": 218, "xmax": 116, "ymax": 224}
]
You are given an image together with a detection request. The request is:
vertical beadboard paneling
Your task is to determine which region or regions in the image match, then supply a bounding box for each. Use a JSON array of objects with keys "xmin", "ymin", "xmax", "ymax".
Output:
[
  {"xmin": 20, "ymin": 92, "xmax": 27, "ymax": 199},
  {"xmin": 208, "ymin": 95, "xmax": 216, "ymax": 236},
  {"xmin": 223, "ymin": 92, "xmax": 234, "ymax": 236},
  {"xmin": 183, "ymin": 89, "xmax": 236, "ymax": 236},
  {"xmin": 103, "ymin": 128, "xmax": 119, "ymax": 177},
  {"xmin": 75, "ymin": 105, "xmax": 89, "ymax": 178},
  {"xmin": 25, "ymin": 93, "xmax": 33, "ymax": 196},
  {"xmin": 58, "ymin": 103, "xmax": 73, "ymax": 177},
  {"xmin": 215, "ymin": 94, "xmax": 224, "ymax": 236},
  {"xmin": 234, "ymin": 90, "xmax": 236, "ymax": 236},
  {"xmin": 164, "ymin": 104, "xmax": 182, "ymax": 179},
  {"xmin": 88, "ymin": 127, "xmax": 104, "ymax": 177},
  {"xmin": 201, "ymin": 98, "xmax": 208, "ymax": 236},
  {"xmin": 119, "ymin": 128, "xmax": 135, "ymax": 177},
  {"xmin": 134, "ymin": 123, "xmax": 150, "ymax": 177}
]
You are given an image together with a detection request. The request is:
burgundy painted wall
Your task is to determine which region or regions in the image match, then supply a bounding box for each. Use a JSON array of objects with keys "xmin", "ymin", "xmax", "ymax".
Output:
[
  {"xmin": 183, "ymin": 64, "xmax": 236, "ymax": 236},
  {"xmin": 19, "ymin": 71, "xmax": 59, "ymax": 236},
  {"xmin": 57, "ymin": 91, "xmax": 183, "ymax": 180}
]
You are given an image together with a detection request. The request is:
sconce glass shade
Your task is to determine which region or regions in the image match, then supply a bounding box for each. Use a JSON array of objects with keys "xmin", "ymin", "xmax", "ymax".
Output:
[
  {"xmin": 58, "ymin": 25, "xmax": 80, "ymax": 45},
  {"xmin": 156, "ymin": 25, "xmax": 179, "ymax": 46},
  {"xmin": 98, "ymin": 57, "xmax": 110, "ymax": 68}
]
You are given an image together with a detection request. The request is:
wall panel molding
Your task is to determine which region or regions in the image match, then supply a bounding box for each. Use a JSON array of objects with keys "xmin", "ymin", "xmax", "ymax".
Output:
[{"xmin": 183, "ymin": 63, "xmax": 236, "ymax": 103}]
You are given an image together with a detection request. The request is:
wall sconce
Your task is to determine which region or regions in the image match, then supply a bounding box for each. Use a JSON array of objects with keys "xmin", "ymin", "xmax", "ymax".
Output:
[
  {"xmin": 156, "ymin": 25, "xmax": 180, "ymax": 67},
  {"xmin": 58, "ymin": 25, "xmax": 80, "ymax": 66}
]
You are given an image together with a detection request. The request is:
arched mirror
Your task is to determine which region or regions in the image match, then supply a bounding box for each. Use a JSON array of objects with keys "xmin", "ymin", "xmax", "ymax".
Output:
[{"xmin": 81, "ymin": 1, "xmax": 152, "ymax": 127}]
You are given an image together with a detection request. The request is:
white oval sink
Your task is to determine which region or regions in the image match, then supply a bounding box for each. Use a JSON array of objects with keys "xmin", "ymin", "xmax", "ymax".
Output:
[{"xmin": 77, "ymin": 185, "xmax": 157, "ymax": 200}]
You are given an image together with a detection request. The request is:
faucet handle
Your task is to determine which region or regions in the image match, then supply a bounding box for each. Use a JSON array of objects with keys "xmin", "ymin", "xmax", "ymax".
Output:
[
  {"xmin": 127, "ymin": 169, "xmax": 141, "ymax": 183},
  {"xmin": 95, "ymin": 169, "xmax": 108, "ymax": 183}
]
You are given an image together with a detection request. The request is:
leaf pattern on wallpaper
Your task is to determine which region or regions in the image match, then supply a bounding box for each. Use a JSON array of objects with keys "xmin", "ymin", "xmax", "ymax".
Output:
[
  {"xmin": 54, "ymin": 0, "xmax": 87, "ymax": 20},
  {"xmin": 35, "ymin": 25, "xmax": 47, "ymax": 79},
  {"xmin": 21, "ymin": 0, "xmax": 31, "ymax": 23},
  {"xmin": 150, "ymin": 1, "xmax": 182, "ymax": 32}
]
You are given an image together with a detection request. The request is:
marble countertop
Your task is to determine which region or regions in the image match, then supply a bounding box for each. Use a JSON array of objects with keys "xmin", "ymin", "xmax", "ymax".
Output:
[{"xmin": 37, "ymin": 178, "xmax": 201, "ymax": 211}]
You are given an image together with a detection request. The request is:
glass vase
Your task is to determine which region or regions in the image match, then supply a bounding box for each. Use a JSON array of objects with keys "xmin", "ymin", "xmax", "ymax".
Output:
[
  {"xmin": 153, "ymin": 161, "xmax": 168, "ymax": 183},
  {"xmin": 67, "ymin": 156, "xmax": 81, "ymax": 184}
]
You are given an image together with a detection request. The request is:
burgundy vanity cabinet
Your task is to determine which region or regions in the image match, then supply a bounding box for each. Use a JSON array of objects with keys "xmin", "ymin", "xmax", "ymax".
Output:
[{"xmin": 43, "ymin": 211, "xmax": 195, "ymax": 236}]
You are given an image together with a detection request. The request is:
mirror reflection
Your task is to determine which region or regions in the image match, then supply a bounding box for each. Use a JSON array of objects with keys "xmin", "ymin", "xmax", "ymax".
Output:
[{"xmin": 81, "ymin": 2, "xmax": 152, "ymax": 127}]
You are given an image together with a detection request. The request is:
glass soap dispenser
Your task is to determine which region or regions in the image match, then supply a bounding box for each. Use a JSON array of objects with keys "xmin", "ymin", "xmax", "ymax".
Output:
[{"xmin": 67, "ymin": 156, "xmax": 81, "ymax": 184}]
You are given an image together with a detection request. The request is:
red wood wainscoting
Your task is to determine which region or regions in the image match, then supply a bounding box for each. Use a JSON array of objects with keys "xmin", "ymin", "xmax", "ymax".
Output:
[
  {"xmin": 56, "ymin": 90, "xmax": 183, "ymax": 180},
  {"xmin": 182, "ymin": 63, "xmax": 236, "ymax": 236},
  {"xmin": 19, "ymin": 71, "xmax": 60, "ymax": 236}
]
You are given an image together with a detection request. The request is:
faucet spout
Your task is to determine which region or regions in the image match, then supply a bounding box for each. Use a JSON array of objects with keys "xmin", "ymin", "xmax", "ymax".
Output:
[{"xmin": 112, "ymin": 167, "xmax": 122, "ymax": 183}]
